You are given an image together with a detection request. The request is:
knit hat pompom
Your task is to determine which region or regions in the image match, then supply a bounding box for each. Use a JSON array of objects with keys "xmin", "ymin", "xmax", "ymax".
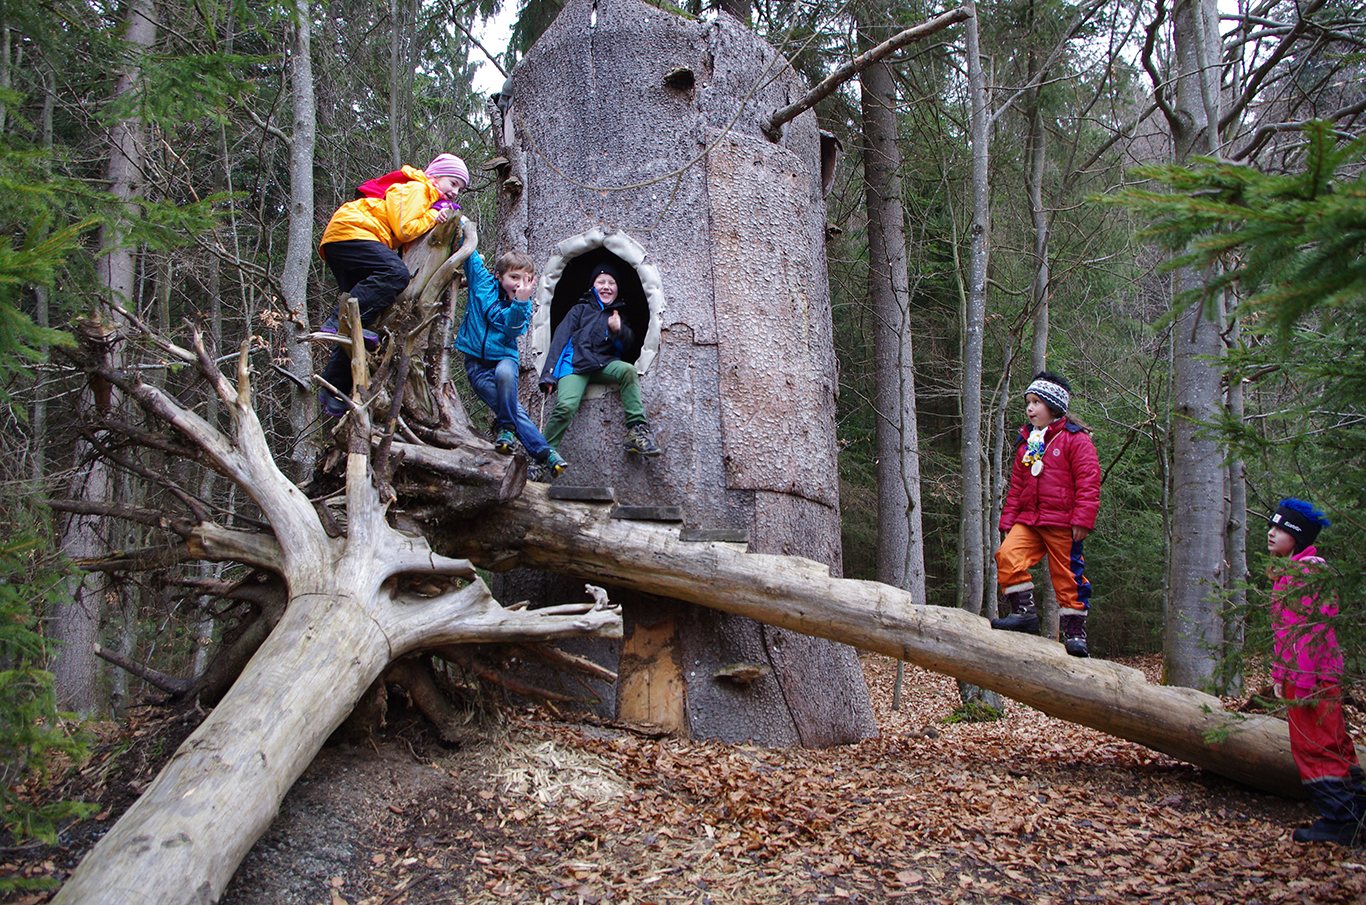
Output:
[
  {"xmin": 1269, "ymin": 497, "xmax": 1330, "ymax": 552},
  {"xmin": 1025, "ymin": 371, "xmax": 1072, "ymax": 415},
  {"xmin": 425, "ymin": 153, "xmax": 469, "ymax": 188}
]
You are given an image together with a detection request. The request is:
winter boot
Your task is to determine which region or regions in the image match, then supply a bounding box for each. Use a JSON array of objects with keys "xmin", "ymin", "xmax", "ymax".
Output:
[
  {"xmin": 494, "ymin": 428, "xmax": 516, "ymax": 455},
  {"xmin": 1060, "ymin": 611, "xmax": 1089, "ymax": 658},
  {"xmin": 1295, "ymin": 779, "xmax": 1366, "ymax": 845},
  {"xmin": 990, "ymin": 588, "xmax": 1040, "ymax": 635},
  {"xmin": 1292, "ymin": 818, "xmax": 1363, "ymax": 846},
  {"xmin": 318, "ymin": 388, "xmax": 348, "ymax": 418},
  {"xmin": 320, "ymin": 308, "xmax": 380, "ymax": 351},
  {"xmin": 624, "ymin": 422, "xmax": 662, "ymax": 457}
]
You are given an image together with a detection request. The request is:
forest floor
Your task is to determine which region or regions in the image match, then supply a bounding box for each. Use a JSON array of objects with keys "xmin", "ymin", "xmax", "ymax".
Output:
[{"xmin": 5, "ymin": 655, "xmax": 1366, "ymax": 904}]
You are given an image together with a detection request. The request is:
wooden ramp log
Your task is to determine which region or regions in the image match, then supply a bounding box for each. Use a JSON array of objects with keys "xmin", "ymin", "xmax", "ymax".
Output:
[{"xmin": 439, "ymin": 484, "xmax": 1320, "ymax": 799}]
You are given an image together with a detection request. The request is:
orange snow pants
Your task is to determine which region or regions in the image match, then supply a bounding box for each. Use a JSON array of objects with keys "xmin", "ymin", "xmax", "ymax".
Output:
[{"xmin": 995, "ymin": 524, "xmax": 1091, "ymax": 612}]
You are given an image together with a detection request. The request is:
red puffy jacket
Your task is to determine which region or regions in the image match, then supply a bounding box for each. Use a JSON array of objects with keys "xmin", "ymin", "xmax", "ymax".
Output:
[{"xmin": 999, "ymin": 418, "xmax": 1100, "ymax": 533}]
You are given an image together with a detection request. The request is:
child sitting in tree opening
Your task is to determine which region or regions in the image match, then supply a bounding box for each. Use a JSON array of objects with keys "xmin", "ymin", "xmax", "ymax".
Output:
[
  {"xmin": 455, "ymin": 248, "xmax": 567, "ymax": 479},
  {"xmin": 990, "ymin": 371, "xmax": 1100, "ymax": 657},
  {"xmin": 317, "ymin": 153, "xmax": 468, "ymax": 415},
  {"xmin": 538, "ymin": 261, "xmax": 662, "ymax": 458},
  {"xmin": 1267, "ymin": 497, "xmax": 1366, "ymax": 846}
]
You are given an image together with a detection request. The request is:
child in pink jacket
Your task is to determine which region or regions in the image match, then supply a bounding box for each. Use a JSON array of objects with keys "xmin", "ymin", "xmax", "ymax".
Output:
[{"xmin": 1268, "ymin": 497, "xmax": 1365, "ymax": 846}]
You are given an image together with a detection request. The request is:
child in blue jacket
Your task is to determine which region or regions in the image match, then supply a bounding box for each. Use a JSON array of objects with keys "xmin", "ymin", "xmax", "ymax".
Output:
[{"xmin": 455, "ymin": 249, "xmax": 566, "ymax": 478}]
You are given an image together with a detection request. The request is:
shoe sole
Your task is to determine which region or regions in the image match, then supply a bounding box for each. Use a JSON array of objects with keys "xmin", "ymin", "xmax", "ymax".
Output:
[{"xmin": 625, "ymin": 446, "xmax": 662, "ymax": 457}]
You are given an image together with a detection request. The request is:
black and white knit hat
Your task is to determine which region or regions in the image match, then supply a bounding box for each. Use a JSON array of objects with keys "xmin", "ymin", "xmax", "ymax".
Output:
[{"xmin": 1025, "ymin": 375, "xmax": 1070, "ymax": 414}]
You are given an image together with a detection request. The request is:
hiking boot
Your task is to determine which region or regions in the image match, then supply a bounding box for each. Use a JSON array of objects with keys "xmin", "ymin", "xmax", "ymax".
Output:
[
  {"xmin": 624, "ymin": 423, "xmax": 662, "ymax": 457},
  {"xmin": 318, "ymin": 388, "xmax": 347, "ymax": 418},
  {"xmin": 544, "ymin": 450, "xmax": 569, "ymax": 478},
  {"xmin": 990, "ymin": 589, "xmax": 1040, "ymax": 635},
  {"xmin": 1292, "ymin": 818, "xmax": 1362, "ymax": 846},
  {"xmin": 320, "ymin": 312, "xmax": 380, "ymax": 351},
  {"xmin": 1061, "ymin": 612, "xmax": 1090, "ymax": 658},
  {"xmin": 494, "ymin": 429, "xmax": 516, "ymax": 455}
]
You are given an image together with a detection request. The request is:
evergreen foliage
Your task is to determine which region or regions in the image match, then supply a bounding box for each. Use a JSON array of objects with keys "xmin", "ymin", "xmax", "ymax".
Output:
[
  {"xmin": 1112, "ymin": 122, "xmax": 1366, "ymax": 683},
  {"xmin": 0, "ymin": 533, "xmax": 92, "ymax": 862}
]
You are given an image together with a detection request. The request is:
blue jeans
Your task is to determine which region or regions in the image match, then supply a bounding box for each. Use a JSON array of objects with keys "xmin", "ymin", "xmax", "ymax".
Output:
[{"xmin": 464, "ymin": 356, "xmax": 552, "ymax": 460}]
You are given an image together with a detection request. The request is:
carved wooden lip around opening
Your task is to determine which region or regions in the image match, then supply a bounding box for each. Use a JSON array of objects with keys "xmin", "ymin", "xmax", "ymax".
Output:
[{"xmin": 531, "ymin": 227, "xmax": 667, "ymax": 400}]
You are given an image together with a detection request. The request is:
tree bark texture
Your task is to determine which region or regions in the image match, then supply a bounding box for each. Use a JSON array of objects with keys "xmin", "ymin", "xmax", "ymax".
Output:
[
  {"xmin": 960, "ymin": 0, "xmax": 989, "ymax": 617},
  {"xmin": 1160, "ymin": 0, "xmax": 1228, "ymax": 689},
  {"xmin": 441, "ymin": 486, "xmax": 1326, "ymax": 800},
  {"xmin": 284, "ymin": 0, "xmax": 318, "ymax": 480},
  {"xmin": 495, "ymin": 0, "xmax": 874, "ymax": 745},
  {"xmin": 857, "ymin": 27, "xmax": 927, "ymax": 608}
]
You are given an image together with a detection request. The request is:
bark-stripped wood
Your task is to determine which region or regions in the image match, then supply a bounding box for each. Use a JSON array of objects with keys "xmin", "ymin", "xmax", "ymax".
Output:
[
  {"xmin": 439, "ymin": 485, "xmax": 1326, "ymax": 800},
  {"xmin": 51, "ymin": 226, "xmax": 622, "ymax": 905}
]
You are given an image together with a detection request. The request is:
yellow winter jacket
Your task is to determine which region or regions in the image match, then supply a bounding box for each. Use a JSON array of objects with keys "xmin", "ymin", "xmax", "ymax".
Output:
[{"xmin": 319, "ymin": 166, "xmax": 442, "ymax": 257}]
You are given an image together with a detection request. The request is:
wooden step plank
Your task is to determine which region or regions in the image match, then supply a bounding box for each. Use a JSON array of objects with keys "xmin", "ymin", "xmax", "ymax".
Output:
[
  {"xmin": 679, "ymin": 528, "xmax": 750, "ymax": 544},
  {"xmin": 610, "ymin": 505, "xmax": 683, "ymax": 522},
  {"xmin": 548, "ymin": 486, "xmax": 616, "ymax": 502}
]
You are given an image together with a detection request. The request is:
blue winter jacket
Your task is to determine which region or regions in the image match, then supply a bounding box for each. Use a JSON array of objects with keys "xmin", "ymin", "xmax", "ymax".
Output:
[
  {"xmin": 538, "ymin": 289, "xmax": 633, "ymax": 389},
  {"xmin": 454, "ymin": 251, "xmax": 531, "ymax": 362}
]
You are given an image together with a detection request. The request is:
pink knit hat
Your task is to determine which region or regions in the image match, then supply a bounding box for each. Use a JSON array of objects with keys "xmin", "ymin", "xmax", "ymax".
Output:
[{"xmin": 425, "ymin": 153, "xmax": 469, "ymax": 188}]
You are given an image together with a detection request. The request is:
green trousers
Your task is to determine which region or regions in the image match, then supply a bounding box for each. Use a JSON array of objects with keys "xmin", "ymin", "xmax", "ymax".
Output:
[{"xmin": 543, "ymin": 360, "xmax": 645, "ymax": 449}]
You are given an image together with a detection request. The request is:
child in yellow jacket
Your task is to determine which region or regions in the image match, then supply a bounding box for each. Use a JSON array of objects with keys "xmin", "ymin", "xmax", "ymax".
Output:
[{"xmin": 317, "ymin": 154, "xmax": 468, "ymax": 415}]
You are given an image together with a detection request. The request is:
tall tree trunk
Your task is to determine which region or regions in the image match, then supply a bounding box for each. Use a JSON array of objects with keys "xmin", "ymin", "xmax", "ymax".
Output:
[
  {"xmin": 1158, "ymin": 0, "xmax": 1228, "ymax": 688},
  {"xmin": 1023, "ymin": 79, "xmax": 1063, "ymax": 640},
  {"xmin": 31, "ymin": 62, "xmax": 56, "ymax": 485},
  {"xmin": 960, "ymin": 0, "xmax": 989, "ymax": 618},
  {"xmin": 54, "ymin": 0, "xmax": 158, "ymax": 714},
  {"xmin": 0, "ymin": 23, "xmax": 10, "ymax": 135},
  {"xmin": 1025, "ymin": 92, "xmax": 1049, "ymax": 374},
  {"xmin": 1222, "ymin": 318, "xmax": 1248, "ymax": 693},
  {"xmin": 284, "ymin": 0, "xmax": 318, "ymax": 480},
  {"xmin": 387, "ymin": 0, "xmax": 402, "ymax": 167},
  {"xmin": 859, "ymin": 25, "xmax": 926, "ymax": 609}
]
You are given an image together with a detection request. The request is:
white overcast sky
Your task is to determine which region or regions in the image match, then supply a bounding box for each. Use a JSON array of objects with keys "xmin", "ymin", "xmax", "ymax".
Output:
[
  {"xmin": 467, "ymin": 0, "xmax": 1253, "ymax": 95},
  {"xmin": 469, "ymin": 5, "xmax": 517, "ymax": 95}
]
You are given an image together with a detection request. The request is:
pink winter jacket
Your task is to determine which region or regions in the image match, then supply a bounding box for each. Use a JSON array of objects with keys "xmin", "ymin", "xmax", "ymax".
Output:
[{"xmin": 1271, "ymin": 546, "xmax": 1343, "ymax": 695}]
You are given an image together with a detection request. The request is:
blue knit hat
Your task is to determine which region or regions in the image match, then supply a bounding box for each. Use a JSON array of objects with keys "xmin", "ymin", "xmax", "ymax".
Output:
[{"xmin": 1269, "ymin": 498, "xmax": 1330, "ymax": 552}]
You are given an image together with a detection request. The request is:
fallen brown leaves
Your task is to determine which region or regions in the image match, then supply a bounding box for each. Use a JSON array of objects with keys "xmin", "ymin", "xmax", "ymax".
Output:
[
  {"xmin": 337, "ymin": 656, "xmax": 1366, "ymax": 904},
  {"xmin": 7, "ymin": 656, "xmax": 1366, "ymax": 904}
]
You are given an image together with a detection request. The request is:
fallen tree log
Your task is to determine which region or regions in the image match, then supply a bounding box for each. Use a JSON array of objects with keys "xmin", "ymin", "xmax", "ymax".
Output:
[
  {"xmin": 438, "ymin": 484, "xmax": 1326, "ymax": 800},
  {"xmin": 51, "ymin": 322, "xmax": 623, "ymax": 905}
]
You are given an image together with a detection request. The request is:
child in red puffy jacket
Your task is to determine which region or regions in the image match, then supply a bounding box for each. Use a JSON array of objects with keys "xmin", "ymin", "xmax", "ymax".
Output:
[{"xmin": 990, "ymin": 371, "xmax": 1100, "ymax": 657}]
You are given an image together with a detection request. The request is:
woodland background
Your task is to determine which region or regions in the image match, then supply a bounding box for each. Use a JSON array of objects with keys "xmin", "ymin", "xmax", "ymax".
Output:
[{"xmin": 2, "ymin": 0, "xmax": 1366, "ymax": 880}]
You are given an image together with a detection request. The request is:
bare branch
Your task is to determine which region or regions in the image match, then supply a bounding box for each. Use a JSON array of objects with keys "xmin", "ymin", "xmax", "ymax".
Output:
[
  {"xmin": 94, "ymin": 643, "xmax": 191, "ymax": 695},
  {"xmin": 763, "ymin": 7, "xmax": 971, "ymax": 141}
]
